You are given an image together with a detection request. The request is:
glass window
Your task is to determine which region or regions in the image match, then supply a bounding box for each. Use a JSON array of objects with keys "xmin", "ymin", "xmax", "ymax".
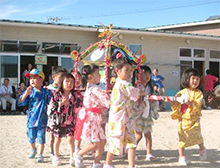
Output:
[
  {"xmin": 180, "ymin": 48, "xmax": 191, "ymax": 57},
  {"xmin": 42, "ymin": 42, "xmax": 60, "ymax": 54},
  {"xmin": 128, "ymin": 44, "xmax": 142, "ymax": 55},
  {"xmin": 194, "ymin": 49, "xmax": 204, "ymax": 58},
  {"xmin": 180, "ymin": 60, "xmax": 192, "ymax": 76},
  {"xmin": 210, "ymin": 50, "xmax": 220, "ymax": 59},
  {"xmin": 0, "ymin": 55, "xmax": 18, "ymax": 86},
  {"xmin": 1, "ymin": 41, "xmax": 18, "ymax": 52},
  {"xmin": 20, "ymin": 41, "xmax": 40, "ymax": 53},
  {"xmin": 61, "ymin": 57, "xmax": 74, "ymax": 71},
  {"xmin": 62, "ymin": 43, "xmax": 81, "ymax": 54}
]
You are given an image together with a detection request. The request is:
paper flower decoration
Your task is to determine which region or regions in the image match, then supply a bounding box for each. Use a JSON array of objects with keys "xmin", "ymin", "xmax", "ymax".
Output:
[
  {"xmin": 70, "ymin": 50, "xmax": 78, "ymax": 60},
  {"xmin": 140, "ymin": 54, "xmax": 147, "ymax": 64}
]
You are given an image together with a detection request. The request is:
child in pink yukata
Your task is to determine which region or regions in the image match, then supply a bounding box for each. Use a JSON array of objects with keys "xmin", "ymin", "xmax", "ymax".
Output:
[
  {"xmin": 74, "ymin": 64, "xmax": 110, "ymax": 168},
  {"xmin": 104, "ymin": 55, "xmax": 146, "ymax": 168}
]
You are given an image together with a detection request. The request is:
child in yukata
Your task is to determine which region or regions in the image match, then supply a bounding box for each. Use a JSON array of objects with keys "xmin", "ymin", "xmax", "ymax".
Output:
[
  {"xmin": 20, "ymin": 69, "xmax": 52, "ymax": 162},
  {"xmin": 104, "ymin": 54, "xmax": 146, "ymax": 168},
  {"xmin": 132, "ymin": 65, "xmax": 159, "ymax": 161},
  {"xmin": 74, "ymin": 64, "xmax": 110, "ymax": 168},
  {"xmin": 165, "ymin": 68, "xmax": 207, "ymax": 165}
]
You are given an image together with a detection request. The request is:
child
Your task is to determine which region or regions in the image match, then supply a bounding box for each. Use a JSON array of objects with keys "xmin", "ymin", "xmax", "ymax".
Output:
[
  {"xmin": 47, "ymin": 66, "xmax": 67, "ymax": 157},
  {"xmin": 20, "ymin": 69, "xmax": 52, "ymax": 162},
  {"xmin": 47, "ymin": 72, "xmax": 76, "ymax": 166},
  {"xmin": 132, "ymin": 66, "xmax": 159, "ymax": 161},
  {"xmin": 165, "ymin": 68, "xmax": 207, "ymax": 165},
  {"xmin": 74, "ymin": 64, "xmax": 110, "ymax": 168},
  {"xmin": 104, "ymin": 56, "xmax": 146, "ymax": 168},
  {"xmin": 69, "ymin": 69, "xmax": 84, "ymax": 153},
  {"xmin": 47, "ymin": 66, "xmax": 67, "ymax": 92}
]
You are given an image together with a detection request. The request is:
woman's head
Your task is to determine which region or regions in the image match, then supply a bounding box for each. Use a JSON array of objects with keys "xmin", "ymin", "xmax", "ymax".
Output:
[
  {"xmin": 58, "ymin": 72, "xmax": 75, "ymax": 93},
  {"xmin": 81, "ymin": 64, "xmax": 100, "ymax": 87},
  {"xmin": 26, "ymin": 63, "xmax": 33, "ymax": 71},
  {"xmin": 181, "ymin": 68, "xmax": 201, "ymax": 89},
  {"xmin": 114, "ymin": 57, "xmax": 132, "ymax": 81},
  {"xmin": 19, "ymin": 81, "xmax": 26, "ymax": 89}
]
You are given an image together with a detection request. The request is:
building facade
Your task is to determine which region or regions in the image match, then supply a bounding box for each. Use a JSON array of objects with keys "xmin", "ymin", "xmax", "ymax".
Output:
[{"xmin": 0, "ymin": 19, "xmax": 220, "ymax": 93}]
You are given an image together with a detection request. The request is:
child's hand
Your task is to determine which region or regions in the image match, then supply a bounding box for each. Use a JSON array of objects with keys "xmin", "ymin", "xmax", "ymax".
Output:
[
  {"xmin": 140, "ymin": 91, "xmax": 147, "ymax": 97},
  {"xmin": 164, "ymin": 97, "xmax": 174, "ymax": 105},
  {"xmin": 61, "ymin": 96, "xmax": 68, "ymax": 106},
  {"xmin": 25, "ymin": 86, "xmax": 32, "ymax": 96}
]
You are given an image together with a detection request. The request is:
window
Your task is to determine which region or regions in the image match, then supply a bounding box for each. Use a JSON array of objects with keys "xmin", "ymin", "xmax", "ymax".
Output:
[
  {"xmin": 62, "ymin": 43, "xmax": 81, "ymax": 54},
  {"xmin": 42, "ymin": 42, "xmax": 81, "ymax": 54},
  {"xmin": 210, "ymin": 50, "xmax": 220, "ymax": 59},
  {"xmin": 0, "ymin": 55, "xmax": 18, "ymax": 86},
  {"xmin": 1, "ymin": 41, "xmax": 19, "ymax": 52},
  {"xmin": 194, "ymin": 49, "xmax": 204, "ymax": 58},
  {"xmin": 42, "ymin": 42, "xmax": 60, "ymax": 54},
  {"xmin": 180, "ymin": 48, "xmax": 191, "ymax": 57},
  {"xmin": 128, "ymin": 44, "xmax": 142, "ymax": 55},
  {"xmin": 19, "ymin": 41, "xmax": 40, "ymax": 53},
  {"xmin": 61, "ymin": 57, "xmax": 74, "ymax": 71}
]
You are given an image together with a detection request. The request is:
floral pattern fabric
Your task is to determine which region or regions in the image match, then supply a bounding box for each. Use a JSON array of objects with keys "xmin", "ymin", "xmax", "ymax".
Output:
[
  {"xmin": 47, "ymin": 91, "xmax": 76, "ymax": 137},
  {"xmin": 133, "ymin": 84, "xmax": 159, "ymax": 134},
  {"xmin": 170, "ymin": 88, "xmax": 204, "ymax": 148},
  {"xmin": 80, "ymin": 83, "xmax": 110, "ymax": 142},
  {"xmin": 108, "ymin": 78, "xmax": 140, "ymax": 155},
  {"xmin": 20, "ymin": 87, "xmax": 52, "ymax": 128}
]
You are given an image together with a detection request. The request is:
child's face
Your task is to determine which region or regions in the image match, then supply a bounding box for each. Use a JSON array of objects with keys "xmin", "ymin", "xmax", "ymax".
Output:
[
  {"xmin": 29, "ymin": 76, "xmax": 43, "ymax": 89},
  {"xmin": 189, "ymin": 75, "xmax": 200, "ymax": 89},
  {"xmin": 116, "ymin": 64, "xmax": 132, "ymax": 81},
  {"xmin": 63, "ymin": 77, "xmax": 74, "ymax": 92},
  {"xmin": 141, "ymin": 70, "xmax": 151, "ymax": 85},
  {"xmin": 89, "ymin": 69, "xmax": 101, "ymax": 85},
  {"xmin": 53, "ymin": 72, "xmax": 63, "ymax": 87}
]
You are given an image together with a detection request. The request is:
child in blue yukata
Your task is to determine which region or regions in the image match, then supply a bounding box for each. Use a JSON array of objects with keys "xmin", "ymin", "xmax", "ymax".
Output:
[{"xmin": 20, "ymin": 69, "xmax": 52, "ymax": 162}]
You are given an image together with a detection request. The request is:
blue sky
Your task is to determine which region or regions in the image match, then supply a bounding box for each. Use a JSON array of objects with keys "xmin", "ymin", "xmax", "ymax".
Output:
[{"xmin": 0, "ymin": 0, "xmax": 219, "ymax": 28}]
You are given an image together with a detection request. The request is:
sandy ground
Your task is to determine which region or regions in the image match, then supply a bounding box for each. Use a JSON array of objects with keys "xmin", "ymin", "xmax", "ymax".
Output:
[{"xmin": 0, "ymin": 109, "xmax": 220, "ymax": 168}]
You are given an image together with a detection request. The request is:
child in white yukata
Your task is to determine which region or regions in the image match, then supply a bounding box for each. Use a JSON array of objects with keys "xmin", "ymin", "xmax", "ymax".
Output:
[
  {"xmin": 104, "ymin": 55, "xmax": 146, "ymax": 168},
  {"xmin": 132, "ymin": 65, "xmax": 159, "ymax": 161},
  {"xmin": 74, "ymin": 64, "xmax": 110, "ymax": 168}
]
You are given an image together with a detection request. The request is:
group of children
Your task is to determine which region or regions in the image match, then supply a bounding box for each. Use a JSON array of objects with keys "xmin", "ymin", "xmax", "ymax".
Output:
[{"xmin": 20, "ymin": 55, "xmax": 207, "ymax": 167}]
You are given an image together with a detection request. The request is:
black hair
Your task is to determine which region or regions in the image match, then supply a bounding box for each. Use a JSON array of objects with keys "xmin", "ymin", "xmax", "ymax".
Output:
[
  {"xmin": 25, "ymin": 62, "xmax": 34, "ymax": 70},
  {"xmin": 19, "ymin": 81, "xmax": 26, "ymax": 86},
  {"xmin": 206, "ymin": 69, "xmax": 210, "ymax": 74},
  {"xmin": 81, "ymin": 64, "xmax": 99, "ymax": 88},
  {"xmin": 58, "ymin": 72, "xmax": 75, "ymax": 94},
  {"xmin": 132, "ymin": 65, "xmax": 153, "ymax": 94},
  {"xmin": 181, "ymin": 68, "xmax": 201, "ymax": 88},
  {"xmin": 4, "ymin": 78, "xmax": 9, "ymax": 82},
  {"xmin": 51, "ymin": 66, "xmax": 67, "ymax": 76},
  {"xmin": 113, "ymin": 56, "xmax": 132, "ymax": 70}
]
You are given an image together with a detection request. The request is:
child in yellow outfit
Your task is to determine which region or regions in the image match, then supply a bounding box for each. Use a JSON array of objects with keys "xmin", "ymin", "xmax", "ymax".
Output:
[{"xmin": 166, "ymin": 68, "xmax": 207, "ymax": 165}]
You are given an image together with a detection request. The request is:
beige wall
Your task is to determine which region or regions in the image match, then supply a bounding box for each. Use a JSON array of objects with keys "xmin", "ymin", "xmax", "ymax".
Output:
[{"xmin": 1, "ymin": 23, "xmax": 220, "ymax": 91}]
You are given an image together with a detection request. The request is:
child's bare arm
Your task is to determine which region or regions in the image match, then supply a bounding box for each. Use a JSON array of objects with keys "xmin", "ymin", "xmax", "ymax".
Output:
[{"xmin": 20, "ymin": 86, "xmax": 32, "ymax": 103}]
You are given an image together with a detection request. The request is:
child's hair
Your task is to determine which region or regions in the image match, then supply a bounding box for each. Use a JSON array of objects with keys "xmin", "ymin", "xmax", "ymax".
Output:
[
  {"xmin": 181, "ymin": 68, "xmax": 201, "ymax": 88},
  {"xmin": 58, "ymin": 72, "xmax": 75, "ymax": 93},
  {"xmin": 81, "ymin": 64, "xmax": 99, "ymax": 88},
  {"xmin": 113, "ymin": 57, "xmax": 132, "ymax": 70},
  {"xmin": 132, "ymin": 65, "xmax": 153, "ymax": 94},
  {"xmin": 51, "ymin": 66, "xmax": 67, "ymax": 76}
]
